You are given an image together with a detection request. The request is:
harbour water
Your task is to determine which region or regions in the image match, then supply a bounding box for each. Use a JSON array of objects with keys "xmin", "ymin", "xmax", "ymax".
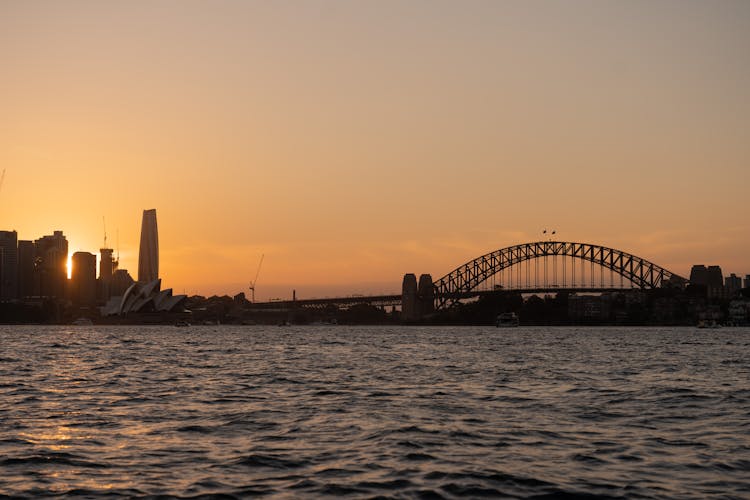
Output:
[{"xmin": 1, "ymin": 325, "xmax": 748, "ymax": 499}]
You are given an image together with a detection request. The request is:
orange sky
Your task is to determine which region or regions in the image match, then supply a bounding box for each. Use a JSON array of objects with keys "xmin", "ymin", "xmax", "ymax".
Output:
[{"xmin": 1, "ymin": 1, "xmax": 749, "ymax": 299}]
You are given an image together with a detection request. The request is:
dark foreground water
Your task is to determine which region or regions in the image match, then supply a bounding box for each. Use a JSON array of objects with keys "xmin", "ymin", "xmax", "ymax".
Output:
[{"xmin": 0, "ymin": 326, "xmax": 749, "ymax": 499}]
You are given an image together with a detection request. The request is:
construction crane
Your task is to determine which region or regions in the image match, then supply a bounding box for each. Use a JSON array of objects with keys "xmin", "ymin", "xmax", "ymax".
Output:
[
  {"xmin": 102, "ymin": 216, "xmax": 108, "ymax": 248},
  {"xmin": 249, "ymin": 254, "xmax": 264, "ymax": 303}
]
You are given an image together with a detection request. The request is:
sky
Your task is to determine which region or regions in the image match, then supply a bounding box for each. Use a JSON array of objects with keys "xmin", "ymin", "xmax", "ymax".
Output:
[{"xmin": 1, "ymin": 0, "xmax": 749, "ymax": 299}]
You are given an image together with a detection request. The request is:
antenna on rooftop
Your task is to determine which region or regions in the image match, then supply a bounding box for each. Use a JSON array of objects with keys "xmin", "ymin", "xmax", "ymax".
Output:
[{"xmin": 116, "ymin": 228, "xmax": 120, "ymax": 264}]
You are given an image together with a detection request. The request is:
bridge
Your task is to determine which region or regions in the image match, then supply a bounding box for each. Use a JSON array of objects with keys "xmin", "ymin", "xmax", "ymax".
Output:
[
  {"xmin": 432, "ymin": 241, "xmax": 687, "ymax": 310},
  {"xmin": 252, "ymin": 241, "xmax": 687, "ymax": 313}
]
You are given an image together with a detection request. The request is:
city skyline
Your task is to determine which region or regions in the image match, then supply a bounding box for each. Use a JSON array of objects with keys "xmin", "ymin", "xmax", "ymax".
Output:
[
  {"xmin": 2, "ymin": 1, "xmax": 749, "ymax": 299},
  {"xmin": 2, "ymin": 220, "xmax": 749, "ymax": 303}
]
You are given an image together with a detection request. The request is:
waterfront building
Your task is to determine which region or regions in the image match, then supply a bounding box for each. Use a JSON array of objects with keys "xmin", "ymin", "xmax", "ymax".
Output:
[
  {"xmin": 568, "ymin": 294, "xmax": 611, "ymax": 322},
  {"xmin": 0, "ymin": 230, "xmax": 18, "ymax": 300},
  {"xmin": 34, "ymin": 231, "xmax": 68, "ymax": 299},
  {"xmin": 17, "ymin": 240, "xmax": 34, "ymax": 298},
  {"xmin": 725, "ymin": 274, "xmax": 743, "ymax": 296},
  {"xmin": 729, "ymin": 299, "xmax": 749, "ymax": 325},
  {"xmin": 101, "ymin": 278, "xmax": 186, "ymax": 316},
  {"xmin": 71, "ymin": 252, "xmax": 97, "ymax": 307},
  {"xmin": 707, "ymin": 266, "xmax": 724, "ymax": 288},
  {"xmin": 138, "ymin": 209, "xmax": 159, "ymax": 283},
  {"xmin": 689, "ymin": 265, "xmax": 708, "ymax": 286},
  {"xmin": 707, "ymin": 265, "xmax": 725, "ymax": 299},
  {"xmin": 745, "ymin": 275, "xmax": 750, "ymax": 290},
  {"xmin": 689, "ymin": 264, "xmax": 725, "ymax": 298}
]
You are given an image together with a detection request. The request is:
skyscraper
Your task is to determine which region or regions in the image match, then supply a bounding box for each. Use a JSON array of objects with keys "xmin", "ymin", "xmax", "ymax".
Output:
[
  {"xmin": 138, "ymin": 209, "xmax": 159, "ymax": 283},
  {"xmin": 0, "ymin": 230, "xmax": 18, "ymax": 300},
  {"xmin": 98, "ymin": 247, "xmax": 116, "ymax": 302},
  {"xmin": 34, "ymin": 231, "xmax": 68, "ymax": 299},
  {"xmin": 17, "ymin": 240, "xmax": 34, "ymax": 298},
  {"xmin": 71, "ymin": 251, "xmax": 97, "ymax": 307}
]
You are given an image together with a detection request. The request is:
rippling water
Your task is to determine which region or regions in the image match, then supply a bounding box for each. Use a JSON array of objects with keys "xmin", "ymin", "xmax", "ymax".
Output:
[{"xmin": 1, "ymin": 325, "xmax": 749, "ymax": 499}]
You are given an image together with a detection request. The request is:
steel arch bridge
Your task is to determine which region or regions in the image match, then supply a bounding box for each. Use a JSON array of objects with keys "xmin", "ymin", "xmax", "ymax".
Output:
[{"xmin": 433, "ymin": 241, "xmax": 687, "ymax": 310}]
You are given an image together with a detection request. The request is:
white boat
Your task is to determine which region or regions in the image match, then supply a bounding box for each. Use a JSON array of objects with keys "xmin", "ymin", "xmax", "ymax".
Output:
[
  {"xmin": 71, "ymin": 317, "xmax": 93, "ymax": 326},
  {"xmin": 496, "ymin": 312, "xmax": 520, "ymax": 327}
]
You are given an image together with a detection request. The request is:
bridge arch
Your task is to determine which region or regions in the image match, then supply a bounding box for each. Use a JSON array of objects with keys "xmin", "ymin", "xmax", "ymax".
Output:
[{"xmin": 432, "ymin": 241, "xmax": 686, "ymax": 310}]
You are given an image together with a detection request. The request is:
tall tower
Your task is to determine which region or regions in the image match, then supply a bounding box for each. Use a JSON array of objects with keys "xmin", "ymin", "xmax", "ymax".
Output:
[
  {"xmin": 17, "ymin": 240, "xmax": 34, "ymax": 298},
  {"xmin": 34, "ymin": 231, "xmax": 68, "ymax": 299},
  {"xmin": 98, "ymin": 247, "xmax": 116, "ymax": 302},
  {"xmin": 138, "ymin": 209, "xmax": 159, "ymax": 283},
  {"xmin": 0, "ymin": 230, "xmax": 18, "ymax": 300},
  {"xmin": 71, "ymin": 251, "xmax": 97, "ymax": 307}
]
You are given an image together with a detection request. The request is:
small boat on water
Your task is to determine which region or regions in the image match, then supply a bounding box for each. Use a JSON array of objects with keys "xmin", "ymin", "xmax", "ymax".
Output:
[
  {"xmin": 71, "ymin": 317, "xmax": 93, "ymax": 326},
  {"xmin": 697, "ymin": 319, "xmax": 721, "ymax": 329},
  {"xmin": 496, "ymin": 312, "xmax": 520, "ymax": 328}
]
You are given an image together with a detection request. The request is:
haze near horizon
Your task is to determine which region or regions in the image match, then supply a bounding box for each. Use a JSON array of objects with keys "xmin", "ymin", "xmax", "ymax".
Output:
[{"xmin": 2, "ymin": 1, "xmax": 748, "ymax": 299}]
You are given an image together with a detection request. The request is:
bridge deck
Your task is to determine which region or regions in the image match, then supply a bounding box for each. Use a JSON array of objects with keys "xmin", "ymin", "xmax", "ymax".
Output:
[{"xmin": 250, "ymin": 287, "xmax": 642, "ymax": 309}]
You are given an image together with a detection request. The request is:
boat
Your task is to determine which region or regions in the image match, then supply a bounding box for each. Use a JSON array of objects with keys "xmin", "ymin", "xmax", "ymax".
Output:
[
  {"xmin": 71, "ymin": 317, "xmax": 93, "ymax": 326},
  {"xmin": 496, "ymin": 312, "xmax": 520, "ymax": 327},
  {"xmin": 697, "ymin": 319, "xmax": 721, "ymax": 329},
  {"xmin": 174, "ymin": 321, "xmax": 191, "ymax": 327}
]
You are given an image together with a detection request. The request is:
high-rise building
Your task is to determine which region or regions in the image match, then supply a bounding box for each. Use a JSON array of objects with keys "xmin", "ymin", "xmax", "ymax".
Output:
[
  {"xmin": 690, "ymin": 264, "xmax": 726, "ymax": 298},
  {"xmin": 745, "ymin": 275, "xmax": 750, "ymax": 290},
  {"xmin": 98, "ymin": 247, "xmax": 116, "ymax": 302},
  {"xmin": 689, "ymin": 265, "xmax": 708, "ymax": 286},
  {"xmin": 725, "ymin": 274, "xmax": 743, "ymax": 295},
  {"xmin": 138, "ymin": 209, "xmax": 159, "ymax": 283},
  {"xmin": 707, "ymin": 266, "xmax": 724, "ymax": 288},
  {"xmin": 0, "ymin": 230, "xmax": 18, "ymax": 300},
  {"xmin": 17, "ymin": 240, "xmax": 35, "ymax": 298},
  {"xmin": 71, "ymin": 252, "xmax": 97, "ymax": 307},
  {"xmin": 34, "ymin": 231, "xmax": 68, "ymax": 299}
]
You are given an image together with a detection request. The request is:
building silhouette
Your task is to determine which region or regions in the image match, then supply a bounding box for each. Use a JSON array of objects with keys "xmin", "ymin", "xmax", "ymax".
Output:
[
  {"xmin": 17, "ymin": 240, "xmax": 34, "ymax": 298},
  {"xmin": 71, "ymin": 251, "xmax": 97, "ymax": 307},
  {"xmin": 689, "ymin": 265, "xmax": 709, "ymax": 286},
  {"xmin": 417, "ymin": 274, "xmax": 435, "ymax": 317},
  {"xmin": 101, "ymin": 278, "xmax": 186, "ymax": 316},
  {"xmin": 707, "ymin": 266, "xmax": 724, "ymax": 288},
  {"xmin": 0, "ymin": 230, "xmax": 18, "ymax": 300},
  {"xmin": 138, "ymin": 209, "xmax": 159, "ymax": 283},
  {"xmin": 98, "ymin": 247, "xmax": 117, "ymax": 302},
  {"xmin": 111, "ymin": 269, "xmax": 135, "ymax": 297},
  {"xmin": 401, "ymin": 273, "xmax": 418, "ymax": 321},
  {"xmin": 34, "ymin": 231, "xmax": 68, "ymax": 299},
  {"xmin": 725, "ymin": 274, "xmax": 743, "ymax": 295},
  {"xmin": 690, "ymin": 264, "xmax": 726, "ymax": 298}
]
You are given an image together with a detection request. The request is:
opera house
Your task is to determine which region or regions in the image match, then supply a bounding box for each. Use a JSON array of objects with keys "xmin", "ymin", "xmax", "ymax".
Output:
[{"xmin": 101, "ymin": 278, "xmax": 186, "ymax": 316}]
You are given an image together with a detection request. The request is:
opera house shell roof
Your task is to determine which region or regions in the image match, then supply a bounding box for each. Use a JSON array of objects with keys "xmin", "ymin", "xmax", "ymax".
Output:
[{"xmin": 101, "ymin": 279, "xmax": 187, "ymax": 316}]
